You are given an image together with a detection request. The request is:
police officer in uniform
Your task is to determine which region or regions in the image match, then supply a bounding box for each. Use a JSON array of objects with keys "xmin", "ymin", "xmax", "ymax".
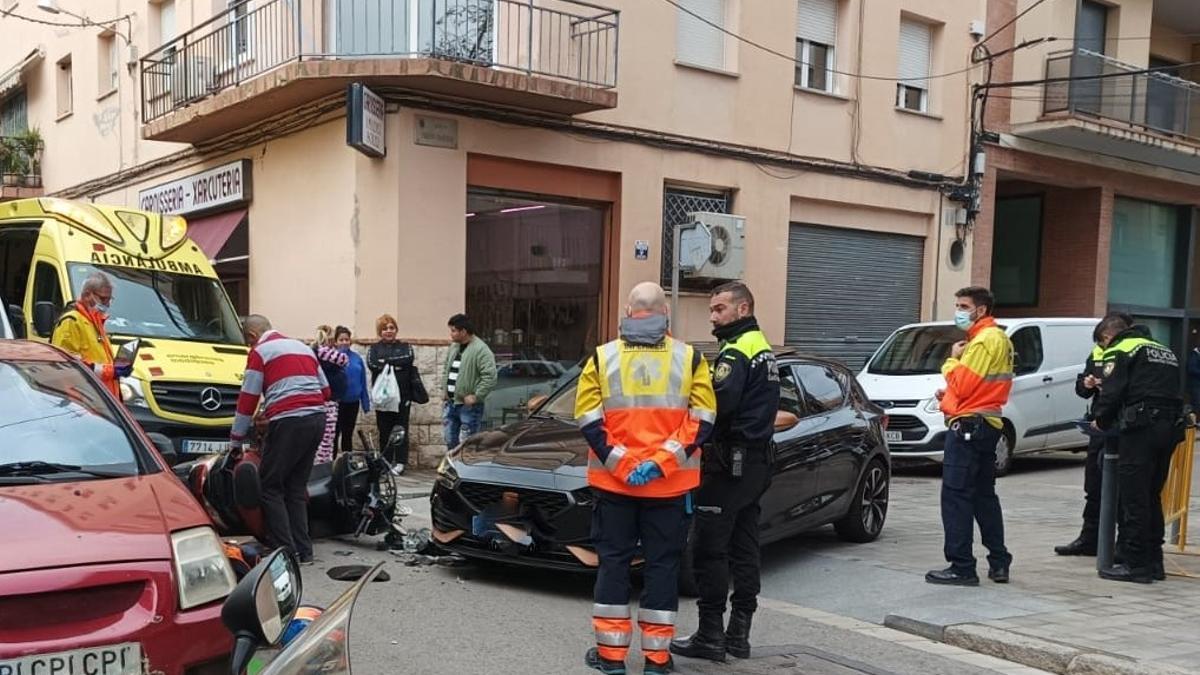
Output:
[
  {"xmin": 672, "ymin": 282, "xmax": 780, "ymax": 662},
  {"xmin": 1092, "ymin": 316, "xmax": 1184, "ymax": 583},
  {"xmin": 1056, "ymin": 313, "xmax": 1132, "ymax": 557}
]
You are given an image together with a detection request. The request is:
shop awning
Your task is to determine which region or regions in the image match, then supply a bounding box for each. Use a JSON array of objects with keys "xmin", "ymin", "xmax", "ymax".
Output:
[
  {"xmin": 0, "ymin": 47, "xmax": 45, "ymax": 98},
  {"xmin": 186, "ymin": 209, "xmax": 246, "ymax": 261}
]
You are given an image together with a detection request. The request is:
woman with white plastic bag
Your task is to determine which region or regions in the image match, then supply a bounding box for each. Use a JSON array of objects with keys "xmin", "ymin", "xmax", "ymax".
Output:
[{"xmin": 367, "ymin": 314, "xmax": 428, "ymax": 475}]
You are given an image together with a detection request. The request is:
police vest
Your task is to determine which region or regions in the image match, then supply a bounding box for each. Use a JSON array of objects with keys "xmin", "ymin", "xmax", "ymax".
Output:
[{"xmin": 720, "ymin": 329, "xmax": 772, "ymax": 360}]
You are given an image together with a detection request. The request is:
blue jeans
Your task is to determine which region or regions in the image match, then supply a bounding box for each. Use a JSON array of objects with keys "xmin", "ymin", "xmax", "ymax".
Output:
[
  {"xmin": 941, "ymin": 419, "xmax": 1011, "ymax": 576},
  {"xmin": 443, "ymin": 401, "xmax": 484, "ymax": 449}
]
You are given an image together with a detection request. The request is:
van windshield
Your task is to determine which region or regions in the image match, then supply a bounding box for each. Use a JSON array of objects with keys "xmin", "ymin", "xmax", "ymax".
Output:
[
  {"xmin": 866, "ymin": 325, "xmax": 967, "ymax": 375},
  {"xmin": 68, "ymin": 264, "xmax": 244, "ymax": 345}
]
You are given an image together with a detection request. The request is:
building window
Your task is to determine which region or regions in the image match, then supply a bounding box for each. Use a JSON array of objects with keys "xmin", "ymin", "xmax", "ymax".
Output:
[
  {"xmin": 229, "ymin": 0, "xmax": 250, "ymax": 57},
  {"xmin": 98, "ymin": 34, "xmax": 119, "ymax": 95},
  {"xmin": 661, "ymin": 186, "xmax": 732, "ymax": 291},
  {"xmin": 896, "ymin": 19, "xmax": 931, "ymax": 112},
  {"xmin": 0, "ymin": 89, "xmax": 27, "ymax": 136},
  {"xmin": 1109, "ymin": 198, "xmax": 1189, "ymax": 309},
  {"xmin": 56, "ymin": 56, "xmax": 73, "ymax": 118},
  {"xmin": 152, "ymin": 0, "xmax": 176, "ymax": 47},
  {"xmin": 676, "ymin": 0, "xmax": 726, "ymax": 71},
  {"xmin": 991, "ymin": 196, "xmax": 1043, "ymax": 307},
  {"xmin": 795, "ymin": 0, "xmax": 836, "ymax": 91}
]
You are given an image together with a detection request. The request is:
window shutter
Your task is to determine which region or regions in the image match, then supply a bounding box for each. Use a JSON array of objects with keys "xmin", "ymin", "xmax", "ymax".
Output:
[
  {"xmin": 796, "ymin": 0, "xmax": 837, "ymax": 46},
  {"xmin": 898, "ymin": 19, "xmax": 931, "ymax": 88},
  {"xmin": 676, "ymin": 0, "xmax": 725, "ymax": 70},
  {"xmin": 160, "ymin": 0, "xmax": 177, "ymax": 44}
]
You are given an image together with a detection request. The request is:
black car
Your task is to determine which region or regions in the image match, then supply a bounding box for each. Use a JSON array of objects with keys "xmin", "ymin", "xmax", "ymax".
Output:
[{"xmin": 430, "ymin": 353, "xmax": 890, "ymax": 586}]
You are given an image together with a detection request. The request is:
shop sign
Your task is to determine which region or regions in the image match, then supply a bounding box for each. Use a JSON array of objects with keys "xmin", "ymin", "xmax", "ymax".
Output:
[
  {"xmin": 138, "ymin": 160, "xmax": 252, "ymax": 216},
  {"xmin": 347, "ymin": 83, "xmax": 386, "ymax": 158},
  {"xmin": 414, "ymin": 115, "xmax": 458, "ymax": 149}
]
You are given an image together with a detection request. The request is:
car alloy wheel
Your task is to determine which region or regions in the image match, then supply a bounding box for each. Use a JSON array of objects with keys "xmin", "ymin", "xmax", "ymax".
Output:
[
  {"xmin": 994, "ymin": 427, "xmax": 1014, "ymax": 477},
  {"xmin": 860, "ymin": 464, "xmax": 888, "ymax": 536}
]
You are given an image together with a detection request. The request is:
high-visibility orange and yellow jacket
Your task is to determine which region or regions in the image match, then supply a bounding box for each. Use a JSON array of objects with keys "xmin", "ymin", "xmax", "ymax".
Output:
[
  {"xmin": 51, "ymin": 301, "xmax": 119, "ymax": 398},
  {"xmin": 575, "ymin": 334, "xmax": 716, "ymax": 498},
  {"xmin": 940, "ymin": 316, "xmax": 1014, "ymax": 429}
]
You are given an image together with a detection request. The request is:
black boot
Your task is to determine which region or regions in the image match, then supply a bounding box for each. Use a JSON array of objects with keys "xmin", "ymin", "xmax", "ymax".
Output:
[
  {"xmin": 1054, "ymin": 537, "xmax": 1097, "ymax": 556},
  {"xmin": 669, "ymin": 612, "xmax": 726, "ymax": 663},
  {"xmin": 725, "ymin": 609, "xmax": 753, "ymax": 659}
]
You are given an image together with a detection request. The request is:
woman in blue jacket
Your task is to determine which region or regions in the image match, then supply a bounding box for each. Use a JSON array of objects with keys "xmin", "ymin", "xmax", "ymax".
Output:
[{"xmin": 334, "ymin": 325, "xmax": 371, "ymax": 456}]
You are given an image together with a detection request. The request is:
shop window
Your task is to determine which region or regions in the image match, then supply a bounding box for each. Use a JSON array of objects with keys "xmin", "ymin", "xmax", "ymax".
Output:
[
  {"xmin": 992, "ymin": 196, "xmax": 1043, "ymax": 307},
  {"xmin": 661, "ymin": 186, "xmax": 732, "ymax": 292},
  {"xmin": 1109, "ymin": 198, "xmax": 1188, "ymax": 309}
]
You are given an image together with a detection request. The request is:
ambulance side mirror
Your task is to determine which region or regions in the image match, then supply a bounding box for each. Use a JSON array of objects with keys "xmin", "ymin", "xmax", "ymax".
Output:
[{"xmin": 33, "ymin": 301, "xmax": 57, "ymax": 338}]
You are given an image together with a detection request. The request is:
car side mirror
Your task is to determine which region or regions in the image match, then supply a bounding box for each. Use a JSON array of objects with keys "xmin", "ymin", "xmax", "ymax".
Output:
[
  {"xmin": 147, "ymin": 432, "xmax": 179, "ymax": 466},
  {"xmin": 222, "ymin": 549, "xmax": 302, "ymax": 675},
  {"xmin": 7, "ymin": 304, "xmax": 26, "ymax": 339},
  {"xmin": 774, "ymin": 410, "xmax": 800, "ymax": 432},
  {"xmin": 33, "ymin": 301, "xmax": 57, "ymax": 338}
]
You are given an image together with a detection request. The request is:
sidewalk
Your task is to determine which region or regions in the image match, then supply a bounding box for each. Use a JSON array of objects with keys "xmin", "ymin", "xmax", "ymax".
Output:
[{"xmin": 757, "ymin": 452, "xmax": 1200, "ymax": 675}]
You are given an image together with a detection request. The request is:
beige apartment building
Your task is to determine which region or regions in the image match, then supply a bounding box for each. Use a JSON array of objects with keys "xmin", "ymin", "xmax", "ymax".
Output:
[
  {"xmin": 977, "ymin": 0, "xmax": 1200, "ymax": 354},
  {"xmin": 0, "ymin": 0, "xmax": 984, "ymax": 458}
]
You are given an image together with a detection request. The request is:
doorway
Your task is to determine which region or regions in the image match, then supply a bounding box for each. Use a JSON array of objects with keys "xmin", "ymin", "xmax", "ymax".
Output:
[{"xmin": 465, "ymin": 188, "xmax": 608, "ymax": 428}]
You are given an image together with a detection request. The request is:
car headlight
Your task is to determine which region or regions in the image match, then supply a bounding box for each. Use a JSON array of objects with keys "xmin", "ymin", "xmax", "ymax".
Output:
[
  {"xmin": 437, "ymin": 454, "xmax": 459, "ymax": 487},
  {"xmin": 171, "ymin": 527, "xmax": 238, "ymax": 610},
  {"xmin": 924, "ymin": 398, "xmax": 943, "ymax": 414},
  {"xmin": 120, "ymin": 377, "xmax": 150, "ymax": 408}
]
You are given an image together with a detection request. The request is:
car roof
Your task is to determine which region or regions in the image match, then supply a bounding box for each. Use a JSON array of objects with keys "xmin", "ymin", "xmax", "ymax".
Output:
[
  {"xmin": 0, "ymin": 340, "xmax": 72, "ymax": 362},
  {"xmin": 893, "ymin": 317, "xmax": 1102, "ymax": 330}
]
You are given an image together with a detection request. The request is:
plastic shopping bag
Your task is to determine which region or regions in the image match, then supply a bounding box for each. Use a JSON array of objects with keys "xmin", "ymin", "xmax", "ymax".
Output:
[{"xmin": 372, "ymin": 364, "xmax": 401, "ymax": 413}]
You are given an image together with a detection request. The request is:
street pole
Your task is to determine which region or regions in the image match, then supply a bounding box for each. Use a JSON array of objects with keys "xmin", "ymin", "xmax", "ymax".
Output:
[{"xmin": 1097, "ymin": 437, "xmax": 1119, "ymax": 571}]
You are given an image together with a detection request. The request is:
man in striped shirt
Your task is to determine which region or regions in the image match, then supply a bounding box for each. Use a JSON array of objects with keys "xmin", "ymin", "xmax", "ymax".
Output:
[{"xmin": 231, "ymin": 315, "xmax": 330, "ymax": 565}]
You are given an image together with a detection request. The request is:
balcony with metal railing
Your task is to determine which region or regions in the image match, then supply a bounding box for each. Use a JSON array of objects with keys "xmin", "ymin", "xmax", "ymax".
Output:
[
  {"xmin": 1020, "ymin": 49, "xmax": 1200, "ymax": 174},
  {"xmin": 139, "ymin": 0, "xmax": 620, "ymax": 143}
]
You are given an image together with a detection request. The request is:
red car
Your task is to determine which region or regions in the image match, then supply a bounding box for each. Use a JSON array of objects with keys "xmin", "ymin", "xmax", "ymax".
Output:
[{"xmin": 0, "ymin": 341, "xmax": 235, "ymax": 675}]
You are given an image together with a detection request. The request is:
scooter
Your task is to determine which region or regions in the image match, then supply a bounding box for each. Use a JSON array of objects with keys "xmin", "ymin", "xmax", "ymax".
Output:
[
  {"xmin": 175, "ymin": 427, "xmax": 403, "ymax": 547},
  {"xmin": 221, "ymin": 548, "xmax": 385, "ymax": 674}
]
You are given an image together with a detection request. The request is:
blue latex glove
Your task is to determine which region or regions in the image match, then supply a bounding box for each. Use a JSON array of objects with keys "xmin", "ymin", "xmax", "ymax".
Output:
[
  {"xmin": 626, "ymin": 461, "xmax": 663, "ymax": 487},
  {"xmin": 114, "ymin": 362, "xmax": 133, "ymax": 379}
]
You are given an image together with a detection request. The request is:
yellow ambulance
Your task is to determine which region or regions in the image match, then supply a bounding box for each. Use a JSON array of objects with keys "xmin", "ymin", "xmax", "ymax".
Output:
[{"xmin": 0, "ymin": 197, "xmax": 247, "ymax": 456}]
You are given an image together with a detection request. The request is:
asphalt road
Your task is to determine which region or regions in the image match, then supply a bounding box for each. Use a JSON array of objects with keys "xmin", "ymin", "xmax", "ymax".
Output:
[{"xmin": 283, "ymin": 457, "xmax": 1090, "ymax": 674}]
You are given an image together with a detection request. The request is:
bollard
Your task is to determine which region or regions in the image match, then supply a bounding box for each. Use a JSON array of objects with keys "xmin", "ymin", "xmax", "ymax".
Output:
[{"xmin": 1097, "ymin": 438, "xmax": 1119, "ymax": 572}]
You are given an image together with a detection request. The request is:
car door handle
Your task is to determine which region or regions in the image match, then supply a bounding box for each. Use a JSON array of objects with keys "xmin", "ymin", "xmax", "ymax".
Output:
[{"xmin": 1042, "ymin": 376, "xmax": 1053, "ymax": 383}]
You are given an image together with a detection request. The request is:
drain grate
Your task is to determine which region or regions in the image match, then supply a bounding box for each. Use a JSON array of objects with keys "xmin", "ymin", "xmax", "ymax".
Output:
[{"xmin": 673, "ymin": 644, "xmax": 897, "ymax": 675}]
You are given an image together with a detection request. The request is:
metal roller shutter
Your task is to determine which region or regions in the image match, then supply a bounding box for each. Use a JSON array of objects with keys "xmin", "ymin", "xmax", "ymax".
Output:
[{"xmin": 785, "ymin": 223, "xmax": 924, "ymax": 371}]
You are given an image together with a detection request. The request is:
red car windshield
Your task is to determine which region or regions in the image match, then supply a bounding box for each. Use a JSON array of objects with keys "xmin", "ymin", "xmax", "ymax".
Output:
[{"xmin": 0, "ymin": 360, "xmax": 140, "ymax": 479}]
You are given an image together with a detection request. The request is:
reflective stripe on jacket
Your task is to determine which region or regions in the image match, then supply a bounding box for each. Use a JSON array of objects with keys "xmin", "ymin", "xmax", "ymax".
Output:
[
  {"xmin": 939, "ymin": 316, "xmax": 1013, "ymax": 428},
  {"xmin": 575, "ymin": 336, "xmax": 716, "ymax": 498},
  {"xmin": 51, "ymin": 302, "xmax": 118, "ymax": 397}
]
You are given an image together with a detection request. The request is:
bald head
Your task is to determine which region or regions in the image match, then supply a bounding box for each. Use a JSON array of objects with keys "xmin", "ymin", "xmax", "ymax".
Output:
[
  {"xmin": 627, "ymin": 282, "xmax": 668, "ymax": 316},
  {"xmin": 242, "ymin": 314, "xmax": 272, "ymax": 344}
]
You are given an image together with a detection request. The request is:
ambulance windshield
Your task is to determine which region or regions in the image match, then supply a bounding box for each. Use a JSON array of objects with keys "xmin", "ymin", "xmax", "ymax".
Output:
[{"xmin": 68, "ymin": 263, "xmax": 244, "ymax": 345}]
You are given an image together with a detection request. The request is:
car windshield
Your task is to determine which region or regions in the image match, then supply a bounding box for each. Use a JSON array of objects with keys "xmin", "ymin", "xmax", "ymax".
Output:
[
  {"xmin": 67, "ymin": 263, "xmax": 243, "ymax": 345},
  {"xmin": 0, "ymin": 359, "xmax": 141, "ymax": 479},
  {"xmin": 533, "ymin": 373, "xmax": 581, "ymax": 421},
  {"xmin": 866, "ymin": 325, "xmax": 967, "ymax": 375}
]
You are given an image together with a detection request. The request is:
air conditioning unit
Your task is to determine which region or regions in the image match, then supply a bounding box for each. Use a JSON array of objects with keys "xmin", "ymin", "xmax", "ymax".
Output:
[
  {"xmin": 170, "ymin": 54, "xmax": 216, "ymax": 105},
  {"xmin": 677, "ymin": 212, "xmax": 746, "ymax": 281}
]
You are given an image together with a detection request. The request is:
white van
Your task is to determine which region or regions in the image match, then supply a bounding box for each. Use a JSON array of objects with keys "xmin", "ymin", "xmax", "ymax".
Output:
[{"xmin": 856, "ymin": 317, "xmax": 1100, "ymax": 475}]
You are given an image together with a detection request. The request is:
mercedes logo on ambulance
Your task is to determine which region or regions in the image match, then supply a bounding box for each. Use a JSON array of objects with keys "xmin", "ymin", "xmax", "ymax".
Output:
[{"xmin": 199, "ymin": 387, "xmax": 223, "ymax": 412}]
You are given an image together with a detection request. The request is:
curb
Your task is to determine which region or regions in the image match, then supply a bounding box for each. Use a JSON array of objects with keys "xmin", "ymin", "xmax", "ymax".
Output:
[{"xmin": 885, "ymin": 616, "xmax": 1192, "ymax": 675}]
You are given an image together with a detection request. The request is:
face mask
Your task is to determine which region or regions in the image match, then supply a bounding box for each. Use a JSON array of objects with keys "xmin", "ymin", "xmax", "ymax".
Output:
[
  {"xmin": 954, "ymin": 309, "xmax": 973, "ymax": 331},
  {"xmin": 94, "ymin": 302, "xmax": 111, "ymax": 316}
]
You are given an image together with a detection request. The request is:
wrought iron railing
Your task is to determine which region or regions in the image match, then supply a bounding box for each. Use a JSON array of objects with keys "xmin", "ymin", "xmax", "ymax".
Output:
[
  {"xmin": 1043, "ymin": 48, "xmax": 1200, "ymax": 143},
  {"xmin": 140, "ymin": 0, "xmax": 620, "ymax": 123},
  {"xmin": 0, "ymin": 134, "xmax": 43, "ymax": 189}
]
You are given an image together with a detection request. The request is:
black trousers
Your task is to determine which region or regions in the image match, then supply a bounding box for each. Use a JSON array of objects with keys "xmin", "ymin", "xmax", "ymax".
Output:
[
  {"xmin": 941, "ymin": 421, "xmax": 1011, "ymax": 576},
  {"xmin": 592, "ymin": 489, "xmax": 688, "ymax": 618},
  {"xmin": 259, "ymin": 412, "xmax": 323, "ymax": 559},
  {"xmin": 692, "ymin": 461, "xmax": 770, "ymax": 616},
  {"xmin": 376, "ymin": 406, "xmax": 410, "ymax": 465},
  {"xmin": 1079, "ymin": 435, "xmax": 1107, "ymax": 545},
  {"xmin": 335, "ymin": 402, "xmax": 360, "ymax": 455},
  {"xmin": 1116, "ymin": 419, "xmax": 1178, "ymax": 570}
]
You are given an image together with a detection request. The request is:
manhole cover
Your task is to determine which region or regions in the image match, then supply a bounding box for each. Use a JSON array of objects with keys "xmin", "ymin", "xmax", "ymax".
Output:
[{"xmin": 674, "ymin": 644, "xmax": 895, "ymax": 675}]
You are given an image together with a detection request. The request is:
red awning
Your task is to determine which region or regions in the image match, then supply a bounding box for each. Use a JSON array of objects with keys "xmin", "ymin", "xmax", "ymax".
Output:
[{"xmin": 186, "ymin": 209, "xmax": 246, "ymax": 260}]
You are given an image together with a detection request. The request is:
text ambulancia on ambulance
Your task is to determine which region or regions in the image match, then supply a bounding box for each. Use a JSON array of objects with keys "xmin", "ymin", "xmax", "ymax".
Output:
[{"xmin": 0, "ymin": 198, "xmax": 247, "ymax": 455}]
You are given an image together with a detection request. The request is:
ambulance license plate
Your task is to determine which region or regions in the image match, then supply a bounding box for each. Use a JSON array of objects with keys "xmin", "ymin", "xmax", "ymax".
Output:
[
  {"xmin": 182, "ymin": 439, "xmax": 230, "ymax": 455},
  {"xmin": 0, "ymin": 642, "xmax": 142, "ymax": 675},
  {"xmin": 885, "ymin": 431, "xmax": 903, "ymax": 443}
]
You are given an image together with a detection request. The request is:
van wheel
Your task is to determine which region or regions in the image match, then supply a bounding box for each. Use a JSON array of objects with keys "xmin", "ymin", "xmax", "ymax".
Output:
[
  {"xmin": 994, "ymin": 423, "xmax": 1015, "ymax": 477},
  {"xmin": 834, "ymin": 459, "xmax": 889, "ymax": 543}
]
